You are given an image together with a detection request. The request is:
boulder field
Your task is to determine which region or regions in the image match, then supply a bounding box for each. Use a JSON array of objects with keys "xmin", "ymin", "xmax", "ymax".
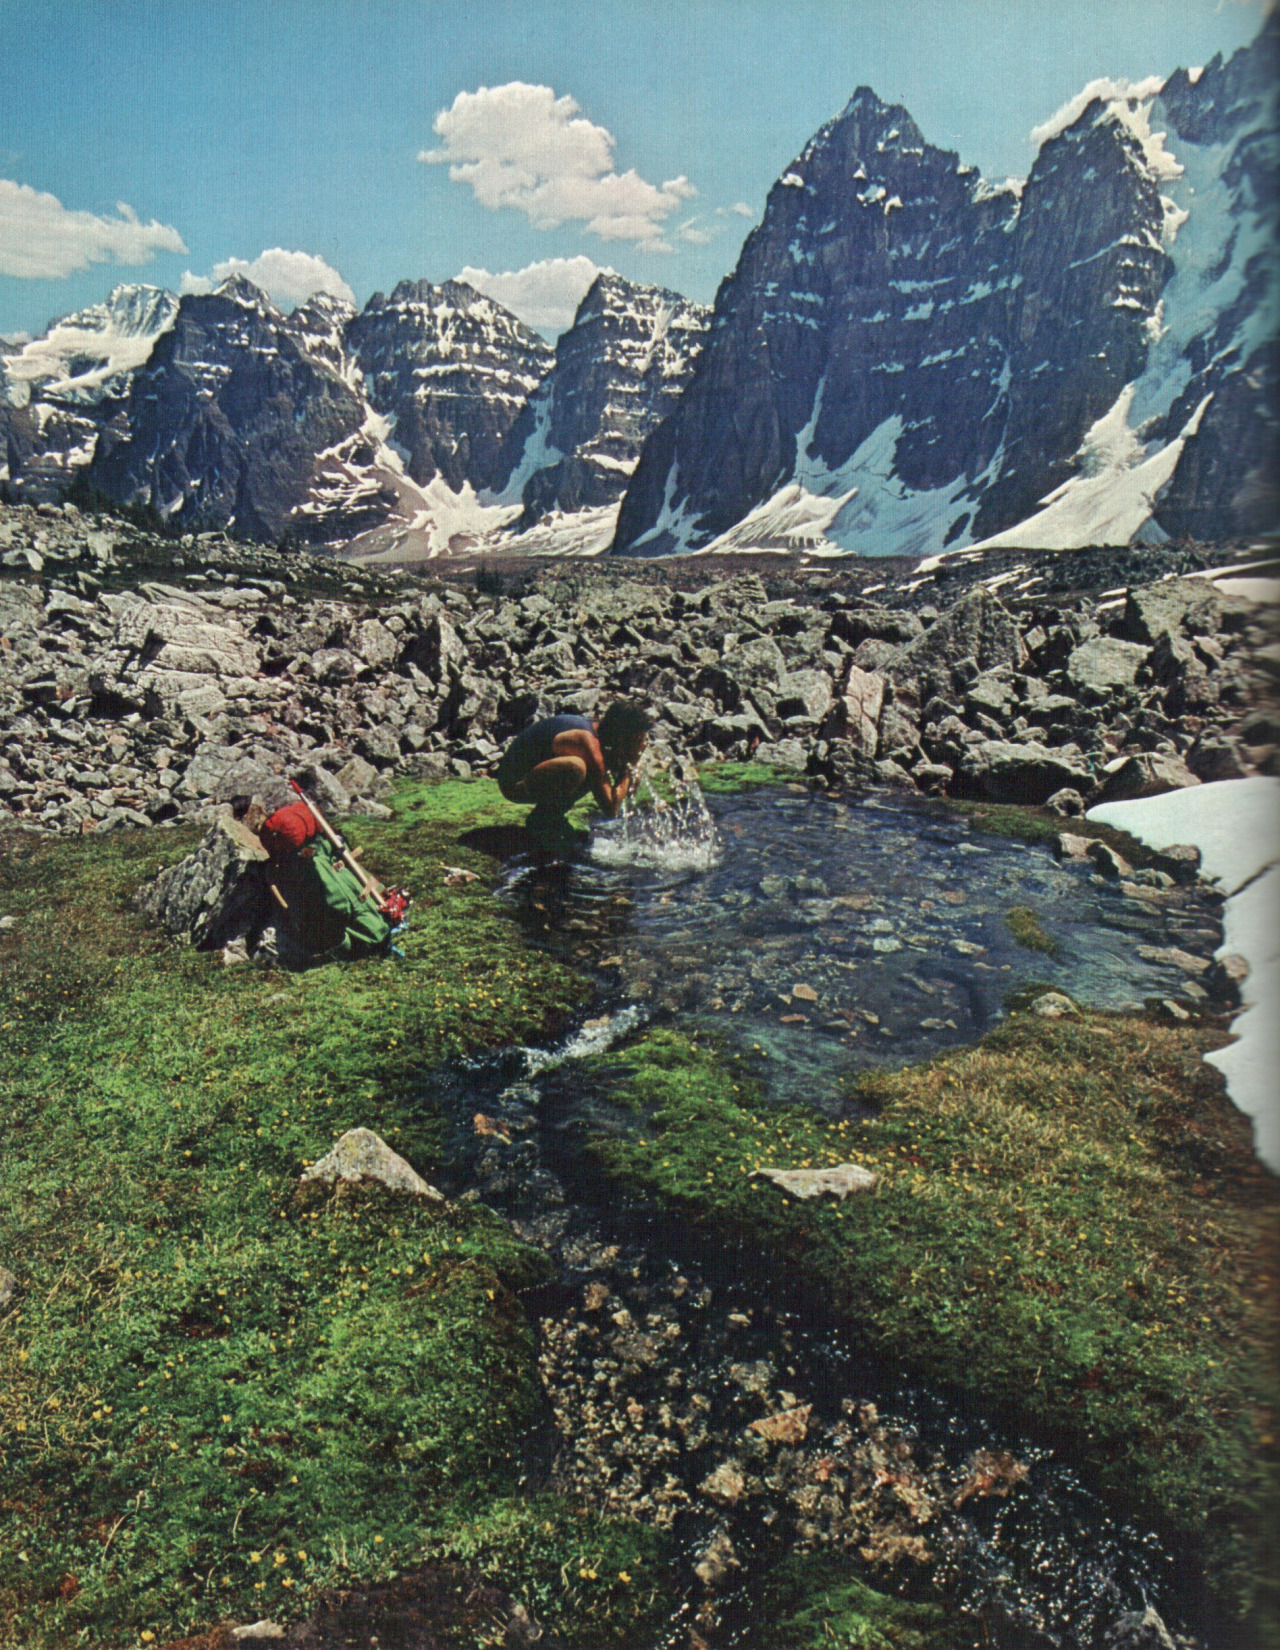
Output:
[{"xmin": 0, "ymin": 500, "xmax": 1277, "ymax": 836}]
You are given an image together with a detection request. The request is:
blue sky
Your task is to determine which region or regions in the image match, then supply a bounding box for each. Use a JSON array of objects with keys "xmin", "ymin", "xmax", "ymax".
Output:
[{"xmin": 0, "ymin": 0, "xmax": 1267, "ymax": 339}]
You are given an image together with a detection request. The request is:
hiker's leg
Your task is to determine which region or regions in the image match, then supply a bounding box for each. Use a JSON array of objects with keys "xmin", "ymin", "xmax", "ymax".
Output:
[{"xmin": 521, "ymin": 756, "xmax": 589, "ymax": 815}]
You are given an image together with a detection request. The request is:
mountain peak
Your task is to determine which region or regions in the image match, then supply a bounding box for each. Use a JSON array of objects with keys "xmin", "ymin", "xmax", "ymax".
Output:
[{"xmin": 209, "ymin": 273, "xmax": 274, "ymax": 310}]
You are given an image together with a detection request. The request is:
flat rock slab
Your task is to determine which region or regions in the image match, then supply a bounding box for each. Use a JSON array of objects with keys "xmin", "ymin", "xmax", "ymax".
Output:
[
  {"xmin": 1136, "ymin": 945, "xmax": 1212, "ymax": 974},
  {"xmin": 752, "ymin": 1163, "xmax": 877, "ymax": 1199},
  {"xmin": 301, "ymin": 1127, "xmax": 443, "ymax": 1199}
]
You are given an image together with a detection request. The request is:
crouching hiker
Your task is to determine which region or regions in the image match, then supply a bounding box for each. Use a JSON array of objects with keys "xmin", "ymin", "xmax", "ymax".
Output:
[{"xmin": 496, "ymin": 702, "xmax": 651, "ymax": 845}]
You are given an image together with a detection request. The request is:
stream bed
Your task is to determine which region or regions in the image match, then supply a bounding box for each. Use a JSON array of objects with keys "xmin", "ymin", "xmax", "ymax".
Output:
[{"xmin": 430, "ymin": 785, "xmax": 1232, "ymax": 1648}]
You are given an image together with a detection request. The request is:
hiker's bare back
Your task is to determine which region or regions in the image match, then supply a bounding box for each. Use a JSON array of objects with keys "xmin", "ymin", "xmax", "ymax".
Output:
[{"xmin": 496, "ymin": 703, "xmax": 651, "ymax": 826}]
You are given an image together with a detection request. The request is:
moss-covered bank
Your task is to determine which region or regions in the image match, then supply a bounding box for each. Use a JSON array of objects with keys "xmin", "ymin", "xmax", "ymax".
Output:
[
  {"xmin": 574, "ymin": 1014, "xmax": 1280, "ymax": 1635},
  {"xmin": 0, "ymin": 781, "xmax": 670, "ymax": 1648}
]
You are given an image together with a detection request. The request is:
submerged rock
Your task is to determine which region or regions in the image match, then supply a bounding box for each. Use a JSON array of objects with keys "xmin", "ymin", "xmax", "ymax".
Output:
[{"xmin": 1103, "ymin": 1603, "xmax": 1196, "ymax": 1650}]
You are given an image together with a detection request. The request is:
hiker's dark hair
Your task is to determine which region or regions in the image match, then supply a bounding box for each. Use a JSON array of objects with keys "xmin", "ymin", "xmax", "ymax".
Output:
[
  {"xmin": 229, "ymin": 794, "xmax": 254, "ymax": 820},
  {"xmin": 598, "ymin": 701, "xmax": 652, "ymax": 751}
]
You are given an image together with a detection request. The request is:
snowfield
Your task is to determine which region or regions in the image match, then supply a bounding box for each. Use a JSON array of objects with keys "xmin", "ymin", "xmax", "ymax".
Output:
[{"xmin": 1088, "ymin": 778, "xmax": 1280, "ymax": 1172}]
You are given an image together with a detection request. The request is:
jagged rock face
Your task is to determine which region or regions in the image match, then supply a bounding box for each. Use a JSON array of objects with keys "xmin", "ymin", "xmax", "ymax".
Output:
[
  {"xmin": 0, "ymin": 285, "xmax": 178, "ymax": 504},
  {"xmin": 347, "ymin": 279, "xmax": 553, "ymax": 492},
  {"xmin": 614, "ymin": 19, "xmax": 1278, "ymax": 557},
  {"xmin": 503, "ymin": 273, "xmax": 709, "ymax": 523},
  {"xmin": 283, "ymin": 291, "xmax": 359, "ymax": 383},
  {"xmin": 1137, "ymin": 21, "xmax": 1280, "ymax": 540},
  {"xmin": 85, "ymin": 277, "xmax": 368, "ymax": 542}
]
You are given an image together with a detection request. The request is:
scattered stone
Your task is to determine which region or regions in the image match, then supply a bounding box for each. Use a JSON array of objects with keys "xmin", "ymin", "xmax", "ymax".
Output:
[
  {"xmin": 1137, "ymin": 946, "xmax": 1212, "ymax": 974},
  {"xmin": 1086, "ymin": 840, "xmax": 1132, "ymax": 879},
  {"xmin": 1150, "ymin": 842, "xmax": 1201, "ymax": 883},
  {"xmin": 231, "ymin": 1626, "xmax": 286, "ymax": 1643},
  {"xmin": 1094, "ymin": 752, "xmax": 1201, "ymax": 802},
  {"xmin": 1065, "ymin": 636, "xmax": 1150, "ymax": 695},
  {"xmin": 583, "ymin": 1281, "xmax": 610, "ymax": 1312},
  {"xmin": 693, "ymin": 1527, "xmax": 742, "ymax": 1586},
  {"xmin": 133, "ymin": 816, "xmax": 269, "ymax": 949},
  {"xmin": 1103, "ymin": 1604, "xmax": 1196, "ymax": 1650},
  {"xmin": 752, "ymin": 1163, "xmax": 877, "ymax": 1199},
  {"xmin": 699, "ymin": 1460, "xmax": 746, "ymax": 1505},
  {"xmin": 1044, "ymin": 786, "xmax": 1086, "ymax": 817},
  {"xmin": 754, "ymin": 738, "xmax": 808, "ymax": 771},
  {"xmin": 1056, "ymin": 831, "xmax": 1093, "ymax": 861},
  {"xmin": 1029, "ymin": 991, "xmax": 1079, "ymax": 1019},
  {"xmin": 0, "ymin": 1265, "xmax": 16, "ymax": 1306},
  {"xmin": 300, "ymin": 1127, "xmax": 444, "ymax": 1199},
  {"xmin": 749, "ymin": 1404, "xmax": 812, "ymax": 1445},
  {"xmin": 790, "ymin": 982, "xmax": 818, "ymax": 1002}
]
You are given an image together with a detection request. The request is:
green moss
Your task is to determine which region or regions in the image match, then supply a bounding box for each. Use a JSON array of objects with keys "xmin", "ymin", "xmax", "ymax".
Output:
[
  {"xmin": 761, "ymin": 1553, "xmax": 961, "ymax": 1648},
  {"xmin": 430, "ymin": 1497, "xmax": 678, "ymax": 1646},
  {"xmin": 1004, "ymin": 905, "xmax": 1060, "ymax": 956},
  {"xmin": 944, "ymin": 799, "xmax": 1155, "ymax": 866},
  {"xmin": 0, "ymin": 780, "xmax": 621, "ymax": 1647},
  {"xmin": 698, "ymin": 759, "xmax": 808, "ymax": 794},
  {"xmin": 577, "ymin": 1018, "xmax": 1280, "ymax": 1629}
]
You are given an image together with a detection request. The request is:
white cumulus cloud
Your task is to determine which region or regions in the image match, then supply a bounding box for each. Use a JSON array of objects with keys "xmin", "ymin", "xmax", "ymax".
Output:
[
  {"xmin": 455, "ymin": 255, "xmax": 607, "ymax": 333},
  {"xmin": 1030, "ymin": 75, "xmax": 1166, "ymax": 148},
  {"xmin": 179, "ymin": 248, "xmax": 354, "ymax": 308},
  {"xmin": 422, "ymin": 82, "xmax": 696, "ymax": 251},
  {"xmin": 0, "ymin": 179, "xmax": 186, "ymax": 279},
  {"xmin": 729, "ymin": 202, "xmax": 755, "ymax": 218}
]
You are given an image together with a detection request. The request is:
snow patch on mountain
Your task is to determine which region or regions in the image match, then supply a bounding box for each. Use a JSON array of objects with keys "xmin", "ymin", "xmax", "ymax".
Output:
[
  {"xmin": 1, "ymin": 285, "xmax": 177, "ymax": 405},
  {"xmin": 485, "ymin": 384, "xmax": 562, "ymax": 506},
  {"xmin": 971, "ymin": 390, "xmax": 1212, "ymax": 550},
  {"xmin": 1031, "ymin": 75, "xmax": 1167, "ymax": 149}
]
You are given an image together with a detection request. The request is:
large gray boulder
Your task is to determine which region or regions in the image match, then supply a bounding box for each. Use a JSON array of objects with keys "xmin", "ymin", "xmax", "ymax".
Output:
[
  {"xmin": 886, "ymin": 590, "xmax": 1024, "ymax": 702},
  {"xmin": 1119, "ymin": 578, "xmax": 1224, "ymax": 645},
  {"xmin": 1065, "ymin": 636, "xmax": 1150, "ymax": 695},
  {"xmin": 176, "ymin": 742, "xmax": 292, "ymax": 807},
  {"xmin": 959, "ymin": 739, "xmax": 1093, "ymax": 805},
  {"xmin": 133, "ymin": 815, "xmax": 269, "ymax": 948},
  {"xmin": 1093, "ymin": 752, "xmax": 1201, "ymax": 803},
  {"xmin": 775, "ymin": 668, "xmax": 834, "ymax": 722}
]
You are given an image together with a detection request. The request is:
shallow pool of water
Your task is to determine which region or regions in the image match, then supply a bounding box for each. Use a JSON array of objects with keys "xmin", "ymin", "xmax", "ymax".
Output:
[{"xmin": 503, "ymin": 786, "xmax": 1225, "ymax": 1107}]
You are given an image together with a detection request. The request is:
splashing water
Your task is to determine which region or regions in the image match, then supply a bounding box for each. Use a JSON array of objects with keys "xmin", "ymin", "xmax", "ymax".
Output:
[
  {"xmin": 523, "ymin": 1002, "xmax": 649, "ymax": 1077},
  {"xmin": 589, "ymin": 750, "xmax": 722, "ymax": 872}
]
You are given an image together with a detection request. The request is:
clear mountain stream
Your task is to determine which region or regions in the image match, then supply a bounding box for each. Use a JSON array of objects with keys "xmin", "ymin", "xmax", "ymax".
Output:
[{"xmin": 427, "ymin": 780, "xmax": 1232, "ymax": 1648}]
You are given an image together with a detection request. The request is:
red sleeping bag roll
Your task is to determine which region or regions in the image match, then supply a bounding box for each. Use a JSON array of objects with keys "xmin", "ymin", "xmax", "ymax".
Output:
[{"xmin": 259, "ymin": 800, "xmax": 318, "ymax": 859}]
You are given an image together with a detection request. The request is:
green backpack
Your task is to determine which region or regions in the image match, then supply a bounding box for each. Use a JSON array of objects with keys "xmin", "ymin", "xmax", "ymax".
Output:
[{"xmin": 272, "ymin": 837, "xmax": 393, "ymax": 959}]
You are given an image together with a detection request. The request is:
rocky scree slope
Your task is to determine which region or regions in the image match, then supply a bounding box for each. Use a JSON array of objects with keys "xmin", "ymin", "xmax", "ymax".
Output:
[
  {"xmin": 0, "ymin": 501, "xmax": 1276, "ymax": 837},
  {"xmin": 614, "ymin": 18, "xmax": 1279, "ymax": 557}
]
